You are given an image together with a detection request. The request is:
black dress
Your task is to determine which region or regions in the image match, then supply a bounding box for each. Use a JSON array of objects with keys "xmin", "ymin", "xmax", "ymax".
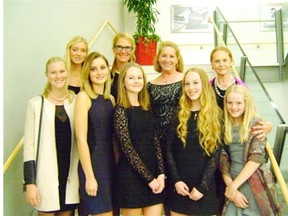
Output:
[
  {"xmin": 165, "ymin": 112, "xmax": 220, "ymax": 215},
  {"xmin": 78, "ymin": 96, "xmax": 115, "ymax": 215},
  {"xmin": 68, "ymin": 85, "xmax": 80, "ymax": 95},
  {"xmin": 147, "ymin": 81, "xmax": 182, "ymax": 148},
  {"xmin": 113, "ymin": 105, "xmax": 165, "ymax": 208},
  {"xmin": 54, "ymin": 106, "xmax": 77, "ymax": 212}
]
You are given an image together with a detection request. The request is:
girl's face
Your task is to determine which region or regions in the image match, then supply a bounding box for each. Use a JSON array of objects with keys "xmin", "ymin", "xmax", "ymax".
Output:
[
  {"xmin": 211, "ymin": 50, "xmax": 233, "ymax": 76},
  {"xmin": 89, "ymin": 57, "xmax": 109, "ymax": 85},
  {"xmin": 47, "ymin": 61, "xmax": 68, "ymax": 90},
  {"xmin": 113, "ymin": 37, "xmax": 134, "ymax": 64},
  {"xmin": 158, "ymin": 46, "xmax": 178, "ymax": 72},
  {"xmin": 184, "ymin": 71, "xmax": 202, "ymax": 102},
  {"xmin": 124, "ymin": 66, "xmax": 144, "ymax": 94},
  {"xmin": 69, "ymin": 42, "xmax": 87, "ymax": 65},
  {"xmin": 226, "ymin": 92, "xmax": 245, "ymax": 123}
]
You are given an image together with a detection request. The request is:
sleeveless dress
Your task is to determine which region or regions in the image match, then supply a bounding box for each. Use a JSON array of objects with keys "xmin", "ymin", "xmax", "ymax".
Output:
[
  {"xmin": 165, "ymin": 112, "xmax": 220, "ymax": 215},
  {"xmin": 68, "ymin": 85, "xmax": 80, "ymax": 95},
  {"xmin": 113, "ymin": 105, "xmax": 165, "ymax": 208},
  {"xmin": 147, "ymin": 81, "xmax": 182, "ymax": 148},
  {"xmin": 78, "ymin": 95, "xmax": 115, "ymax": 215}
]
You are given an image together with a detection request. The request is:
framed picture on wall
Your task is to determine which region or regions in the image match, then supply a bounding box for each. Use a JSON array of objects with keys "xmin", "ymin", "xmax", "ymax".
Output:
[
  {"xmin": 260, "ymin": 3, "xmax": 288, "ymax": 31},
  {"xmin": 170, "ymin": 5, "xmax": 212, "ymax": 33}
]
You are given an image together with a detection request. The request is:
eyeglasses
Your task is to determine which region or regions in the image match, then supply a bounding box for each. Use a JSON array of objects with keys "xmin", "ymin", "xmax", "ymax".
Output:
[{"xmin": 114, "ymin": 45, "xmax": 133, "ymax": 52}]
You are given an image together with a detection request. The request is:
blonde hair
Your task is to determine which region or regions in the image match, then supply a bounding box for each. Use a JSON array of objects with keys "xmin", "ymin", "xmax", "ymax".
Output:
[
  {"xmin": 111, "ymin": 32, "xmax": 136, "ymax": 77},
  {"xmin": 154, "ymin": 41, "xmax": 184, "ymax": 73},
  {"xmin": 223, "ymin": 85, "xmax": 258, "ymax": 144},
  {"xmin": 64, "ymin": 35, "xmax": 88, "ymax": 74},
  {"xmin": 117, "ymin": 62, "xmax": 150, "ymax": 110},
  {"xmin": 177, "ymin": 67, "xmax": 222, "ymax": 155},
  {"xmin": 43, "ymin": 57, "xmax": 74, "ymax": 102},
  {"xmin": 81, "ymin": 52, "xmax": 112, "ymax": 99}
]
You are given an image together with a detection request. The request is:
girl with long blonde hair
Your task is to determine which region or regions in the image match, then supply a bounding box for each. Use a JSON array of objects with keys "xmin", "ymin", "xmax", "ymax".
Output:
[
  {"xmin": 165, "ymin": 67, "xmax": 222, "ymax": 216},
  {"xmin": 220, "ymin": 85, "xmax": 282, "ymax": 216}
]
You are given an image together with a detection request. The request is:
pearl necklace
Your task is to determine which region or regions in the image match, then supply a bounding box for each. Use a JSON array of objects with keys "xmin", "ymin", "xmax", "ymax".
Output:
[
  {"xmin": 50, "ymin": 91, "xmax": 67, "ymax": 102},
  {"xmin": 214, "ymin": 77, "xmax": 235, "ymax": 98}
]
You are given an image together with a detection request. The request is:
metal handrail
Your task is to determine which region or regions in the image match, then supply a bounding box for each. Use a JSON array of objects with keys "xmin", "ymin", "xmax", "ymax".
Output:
[
  {"xmin": 210, "ymin": 10, "xmax": 288, "ymax": 204},
  {"xmin": 3, "ymin": 19, "xmax": 118, "ymax": 174}
]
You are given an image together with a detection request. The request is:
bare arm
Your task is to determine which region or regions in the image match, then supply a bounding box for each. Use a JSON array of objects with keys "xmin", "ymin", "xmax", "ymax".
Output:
[
  {"xmin": 74, "ymin": 92, "xmax": 98, "ymax": 196},
  {"xmin": 225, "ymin": 160, "xmax": 260, "ymax": 200}
]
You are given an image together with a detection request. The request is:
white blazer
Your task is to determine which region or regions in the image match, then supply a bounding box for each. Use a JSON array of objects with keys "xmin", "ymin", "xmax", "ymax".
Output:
[{"xmin": 23, "ymin": 95, "xmax": 79, "ymax": 211}]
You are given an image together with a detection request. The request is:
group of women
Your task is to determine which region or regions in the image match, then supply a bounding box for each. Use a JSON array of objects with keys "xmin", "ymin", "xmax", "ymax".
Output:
[{"xmin": 23, "ymin": 32, "xmax": 282, "ymax": 216}]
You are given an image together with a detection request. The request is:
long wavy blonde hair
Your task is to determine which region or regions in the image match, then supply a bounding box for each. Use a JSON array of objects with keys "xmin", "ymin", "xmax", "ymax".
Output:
[
  {"xmin": 177, "ymin": 67, "xmax": 222, "ymax": 155},
  {"xmin": 223, "ymin": 85, "xmax": 259, "ymax": 144}
]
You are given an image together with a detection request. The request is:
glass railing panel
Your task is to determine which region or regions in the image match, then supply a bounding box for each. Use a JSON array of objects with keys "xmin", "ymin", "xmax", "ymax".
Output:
[
  {"xmin": 282, "ymin": 5, "xmax": 288, "ymax": 55},
  {"xmin": 214, "ymin": 7, "xmax": 286, "ymax": 147}
]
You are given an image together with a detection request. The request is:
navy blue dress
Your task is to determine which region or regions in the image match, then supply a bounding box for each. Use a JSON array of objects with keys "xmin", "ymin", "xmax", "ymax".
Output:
[{"xmin": 78, "ymin": 95, "xmax": 115, "ymax": 215}]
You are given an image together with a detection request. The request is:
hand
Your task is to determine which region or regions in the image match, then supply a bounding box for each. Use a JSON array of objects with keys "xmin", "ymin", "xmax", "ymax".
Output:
[
  {"xmin": 85, "ymin": 177, "xmax": 98, "ymax": 196},
  {"xmin": 225, "ymin": 183, "xmax": 237, "ymax": 201},
  {"xmin": 251, "ymin": 120, "xmax": 272, "ymax": 140},
  {"xmin": 25, "ymin": 184, "xmax": 40, "ymax": 206},
  {"xmin": 148, "ymin": 178, "xmax": 160, "ymax": 194},
  {"xmin": 189, "ymin": 187, "xmax": 203, "ymax": 201},
  {"xmin": 155, "ymin": 174, "xmax": 165, "ymax": 193},
  {"xmin": 233, "ymin": 190, "xmax": 248, "ymax": 209},
  {"xmin": 175, "ymin": 181, "xmax": 190, "ymax": 197}
]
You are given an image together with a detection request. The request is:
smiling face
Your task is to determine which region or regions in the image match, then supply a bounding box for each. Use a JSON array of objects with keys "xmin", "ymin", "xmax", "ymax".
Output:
[
  {"xmin": 158, "ymin": 46, "xmax": 178, "ymax": 72},
  {"xmin": 226, "ymin": 91, "xmax": 245, "ymax": 125},
  {"xmin": 47, "ymin": 61, "xmax": 68, "ymax": 90},
  {"xmin": 69, "ymin": 41, "xmax": 88, "ymax": 65},
  {"xmin": 211, "ymin": 50, "xmax": 233, "ymax": 76},
  {"xmin": 124, "ymin": 66, "xmax": 144, "ymax": 94},
  {"xmin": 184, "ymin": 71, "xmax": 202, "ymax": 103},
  {"xmin": 113, "ymin": 37, "xmax": 134, "ymax": 64},
  {"xmin": 89, "ymin": 57, "xmax": 109, "ymax": 86}
]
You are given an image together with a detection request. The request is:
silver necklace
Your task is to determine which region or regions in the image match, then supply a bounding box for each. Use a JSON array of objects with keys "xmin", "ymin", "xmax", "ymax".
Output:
[
  {"xmin": 215, "ymin": 76, "xmax": 235, "ymax": 90},
  {"xmin": 50, "ymin": 91, "xmax": 67, "ymax": 102},
  {"xmin": 214, "ymin": 77, "xmax": 235, "ymax": 98}
]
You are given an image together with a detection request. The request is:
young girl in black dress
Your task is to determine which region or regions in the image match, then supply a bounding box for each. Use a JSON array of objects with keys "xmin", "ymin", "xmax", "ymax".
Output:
[
  {"xmin": 114, "ymin": 62, "xmax": 165, "ymax": 216},
  {"xmin": 165, "ymin": 67, "xmax": 222, "ymax": 216}
]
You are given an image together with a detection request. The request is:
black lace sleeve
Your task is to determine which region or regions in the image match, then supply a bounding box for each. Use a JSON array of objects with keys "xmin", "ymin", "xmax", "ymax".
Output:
[
  {"xmin": 154, "ymin": 131, "xmax": 165, "ymax": 175},
  {"xmin": 114, "ymin": 105, "xmax": 154, "ymax": 183},
  {"xmin": 165, "ymin": 116, "xmax": 181, "ymax": 184},
  {"xmin": 197, "ymin": 145, "xmax": 221, "ymax": 194}
]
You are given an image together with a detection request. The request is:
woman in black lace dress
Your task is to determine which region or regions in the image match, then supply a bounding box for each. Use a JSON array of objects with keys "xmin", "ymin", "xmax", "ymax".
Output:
[
  {"xmin": 147, "ymin": 41, "xmax": 184, "ymax": 150},
  {"xmin": 165, "ymin": 68, "xmax": 222, "ymax": 215},
  {"xmin": 114, "ymin": 62, "xmax": 165, "ymax": 216}
]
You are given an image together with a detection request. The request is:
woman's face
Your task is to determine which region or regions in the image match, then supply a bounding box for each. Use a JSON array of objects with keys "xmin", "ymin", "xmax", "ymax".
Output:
[
  {"xmin": 184, "ymin": 71, "xmax": 202, "ymax": 103},
  {"xmin": 89, "ymin": 57, "xmax": 109, "ymax": 86},
  {"xmin": 211, "ymin": 50, "xmax": 233, "ymax": 76},
  {"xmin": 69, "ymin": 41, "xmax": 87, "ymax": 65},
  {"xmin": 113, "ymin": 37, "xmax": 134, "ymax": 64},
  {"xmin": 124, "ymin": 66, "xmax": 144, "ymax": 94},
  {"xmin": 47, "ymin": 61, "xmax": 68, "ymax": 90},
  {"xmin": 158, "ymin": 46, "xmax": 178, "ymax": 72}
]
